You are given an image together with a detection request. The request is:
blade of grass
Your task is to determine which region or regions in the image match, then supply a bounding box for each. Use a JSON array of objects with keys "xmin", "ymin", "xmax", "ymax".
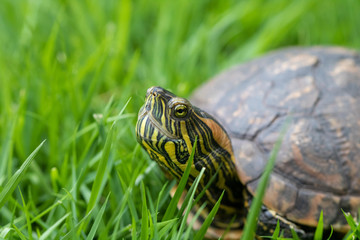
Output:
[
  {"xmin": 326, "ymin": 226, "xmax": 333, "ymax": 240},
  {"xmin": 109, "ymin": 224, "xmax": 132, "ymax": 239},
  {"xmin": 0, "ymin": 116, "xmax": 16, "ymax": 179},
  {"xmin": 148, "ymin": 209, "xmax": 154, "ymax": 240},
  {"xmin": 110, "ymin": 209, "xmax": 127, "ymax": 240},
  {"xmin": 342, "ymin": 209, "xmax": 357, "ymax": 230},
  {"xmin": 157, "ymin": 181, "xmax": 175, "ymax": 212},
  {"xmin": 290, "ymin": 228, "xmax": 301, "ymax": 240},
  {"xmin": 39, "ymin": 213, "xmax": 70, "ymax": 240},
  {"xmin": 342, "ymin": 210, "xmax": 360, "ymax": 239},
  {"xmin": 193, "ymin": 191, "xmax": 225, "ymax": 240},
  {"xmin": 184, "ymin": 203, "xmax": 206, "ymax": 238},
  {"xmin": 140, "ymin": 182, "xmax": 149, "ymax": 240},
  {"xmin": 176, "ymin": 167, "xmax": 206, "ymax": 240},
  {"xmin": 60, "ymin": 207, "xmax": 96, "ymax": 240},
  {"xmin": 271, "ymin": 220, "xmax": 281, "ymax": 239},
  {"xmin": 241, "ymin": 120, "xmax": 290, "ymax": 240},
  {"xmin": 19, "ymin": 188, "xmax": 32, "ymax": 240},
  {"xmin": 158, "ymin": 219, "xmax": 178, "ymax": 239},
  {"xmin": 146, "ymin": 181, "xmax": 169, "ymax": 239},
  {"xmin": 118, "ymin": 174, "xmax": 139, "ymax": 222},
  {"xmin": 0, "ymin": 140, "xmax": 45, "ymax": 209},
  {"xmin": 11, "ymin": 223, "xmax": 27, "ymax": 240},
  {"xmin": 82, "ymin": 122, "xmax": 115, "ymax": 230},
  {"xmin": 220, "ymin": 215, "xmax": 237, "ymax": 239},
  {"xmin": 85, "ymin": 193, "xmax": 110, "ymax": 240},
  {"xmin": 178, "ymin": 162, "xmax": 221, "ymax": 217},
  {"xmin": 162, "ymin": 137, "xmax": 197, "ymax": 221},
  {"xmin": 131, "ymin": 217, "xmax": 136, "ymax": 240},
  {"xmin": 314, "ymin": 210, "xmax": 323, "ymax": 240},
  {"xmin": 107, "ymin": 184, "xmax": 132, "ymax": 239},
  {"xmin": 0, "ymin": 226, "xmax": 13, "ymax": 238}
]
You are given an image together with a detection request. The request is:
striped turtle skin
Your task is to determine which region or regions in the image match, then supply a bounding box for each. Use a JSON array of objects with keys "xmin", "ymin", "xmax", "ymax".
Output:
[{"xmin": 135, "ymin": 47, "xmax": 360, "ymax": 239}]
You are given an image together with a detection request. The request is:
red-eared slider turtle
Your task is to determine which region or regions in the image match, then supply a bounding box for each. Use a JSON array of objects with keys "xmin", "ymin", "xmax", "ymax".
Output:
[{"xmin": 135, "ymin": 47, "xmax": 360, "ymax": 239}]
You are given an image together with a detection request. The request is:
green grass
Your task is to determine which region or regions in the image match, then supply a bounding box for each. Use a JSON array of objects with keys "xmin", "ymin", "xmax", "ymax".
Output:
[{"xmin": 0, "ymin": 0, "xmax": 360, "ymax": 239}]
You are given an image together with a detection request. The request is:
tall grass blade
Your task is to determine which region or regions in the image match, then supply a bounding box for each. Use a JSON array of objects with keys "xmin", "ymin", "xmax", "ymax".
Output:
[
  {"xmin": 314, "ymin": 210, "xmax": 323, "ymax": 240},
  {"xmin": 60, "ymin": 208, "xmax": 96, "ymax": 240},
  {"xmin": 184, "ymin": 203, "xmax": 206, "ymax": 238},
  {"xmin": 326, "ymin": 226, "xmax": 333, "ymax": 240},
  {"xmin": 342, "ymin": 209, "xmax": 357, "ymax": 230},
  {"xmin": 176, "ymin": 167, "xmax": 206, "ymax": 240},
  {"xmin": 0, "ymin": 227, "xmax": 12, "ymax": 238},
  {"xmin": 39, "ymin": 213, "xmax": 70, "ymax": 240},
  {"xmin": 0, "ymin": 119, "xmax": 16, "ymax": 179},
  {"xmin": 271, "ymin": 220, "xmax": 280, "ymax": 239},
  {"xmin": 185, "ymin": 163, "xmax": 220, "ymax": 215},
  {"xmin": 140, "ymin": 182, "xmax": 149, "ymax": 240},
  {"xmin": 11, "ymin": 224, "xmax": 27, "ymax": 240},
  {"xmin": 85, "ymin": 123, "xmax": 115, "ymax": 217},
  {"xmin": 131, "ymin": 217, "xmax": 137, "ymax": 240},
  {"xmin": 290, "ymin": 228, "xmax": 301, "ymax": 240},
  {"xmin": 157, "ymin": 219, "xmax": 178, "ymax": 238},
  {"xmin": 19, "ymin": 188, "xmax": 32, "ymax": 240},
  {"xmin": 342, "ymin": 210, "xmax": 360, "ymax": 239},
  {"xmin": 0, "ymin": 140, "xmax": 45, "ymax": 209},
  {"xmin": 85, "ymin": 193, "xmax": 110, "ymax": 240},
  {"xmin": 193, "ymin": 191, "xmax": 225, "ymax": 240},
  {"xmin": 241, "ymin": 120, "xmax": 289, "ymax": 240},
  {"xmin": 162, "ymin": 138, "xmax": 197, "ymax": 221}
]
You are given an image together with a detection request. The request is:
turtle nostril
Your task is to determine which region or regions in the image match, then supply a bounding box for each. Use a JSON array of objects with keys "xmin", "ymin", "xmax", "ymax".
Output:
[
  {"xmin": 147, "ymin": 86, "xmax": 164, "ymax": 97},
  {"xmin": 146, "ymin": 86, "xmax": 156, "ymax": 97}
]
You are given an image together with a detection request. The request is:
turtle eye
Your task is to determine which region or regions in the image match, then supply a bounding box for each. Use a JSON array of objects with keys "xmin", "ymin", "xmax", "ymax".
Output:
[{"xmin": 173, "ymin": 104, "xmax": 188, "ymax": 118}]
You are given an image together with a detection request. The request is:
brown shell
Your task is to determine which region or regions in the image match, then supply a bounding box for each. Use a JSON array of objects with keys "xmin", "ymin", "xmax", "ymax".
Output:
[{"xmin": 191, "ymin": 46, "xmax": 360, "ymax": 230}]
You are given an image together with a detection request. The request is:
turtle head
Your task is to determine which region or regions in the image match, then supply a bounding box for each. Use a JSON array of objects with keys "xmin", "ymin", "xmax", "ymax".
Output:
[
  {"xmin": 136, "ymin": 86, "xmax": 235, "ymax": 179},
  {"xmin": 136, "ymin": 86, "xmax": 195, "ymax": 177},
  {"xmin": 136, "ymin": 86, "xmax": 247, "ymax": 231}
]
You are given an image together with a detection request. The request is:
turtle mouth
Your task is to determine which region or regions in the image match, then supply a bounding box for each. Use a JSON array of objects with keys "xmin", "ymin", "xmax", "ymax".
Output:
[{"xmin": 138, "ymin": 105, "xmax": 179, "ymax": 140}]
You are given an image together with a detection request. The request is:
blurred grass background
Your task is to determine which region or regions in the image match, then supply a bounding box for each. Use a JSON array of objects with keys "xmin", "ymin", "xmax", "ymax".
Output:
[{"xmin": 0, "ymin": 0, "xmax": 359, "ymax": 239}]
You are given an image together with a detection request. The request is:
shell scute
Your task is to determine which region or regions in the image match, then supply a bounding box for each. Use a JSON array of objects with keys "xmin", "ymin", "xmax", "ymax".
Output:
[
  {"xmin": 247, "ymin": 173, "xmax": 298, "ymax": 215},
  {"xmin": 286, "ymin": 189, "xmax": 342, "ymax": 228},
  {"xmin": 232, "ymin": 138, "xmax": 266, "ymax": 184},
  {"xmin": 265, "ymin": 53, "xmax": 318, "ymax": 75}
]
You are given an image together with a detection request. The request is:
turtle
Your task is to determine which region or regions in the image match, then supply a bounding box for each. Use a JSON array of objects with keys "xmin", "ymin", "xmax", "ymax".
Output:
[{"xmin": 135, "ymin": 46, "xmax": 360, "ymax": 239}]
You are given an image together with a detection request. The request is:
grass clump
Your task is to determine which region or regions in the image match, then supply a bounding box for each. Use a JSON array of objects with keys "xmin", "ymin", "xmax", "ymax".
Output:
[{"xmin": 0, "ymin": 0, "xmax": 360, "ymax": 239}]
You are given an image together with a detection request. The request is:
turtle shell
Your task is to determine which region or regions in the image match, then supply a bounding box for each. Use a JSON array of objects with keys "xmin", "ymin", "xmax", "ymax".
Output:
[{"xmin": 190, "ymin": 46, "xmax": 360, "ymax": 230}]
